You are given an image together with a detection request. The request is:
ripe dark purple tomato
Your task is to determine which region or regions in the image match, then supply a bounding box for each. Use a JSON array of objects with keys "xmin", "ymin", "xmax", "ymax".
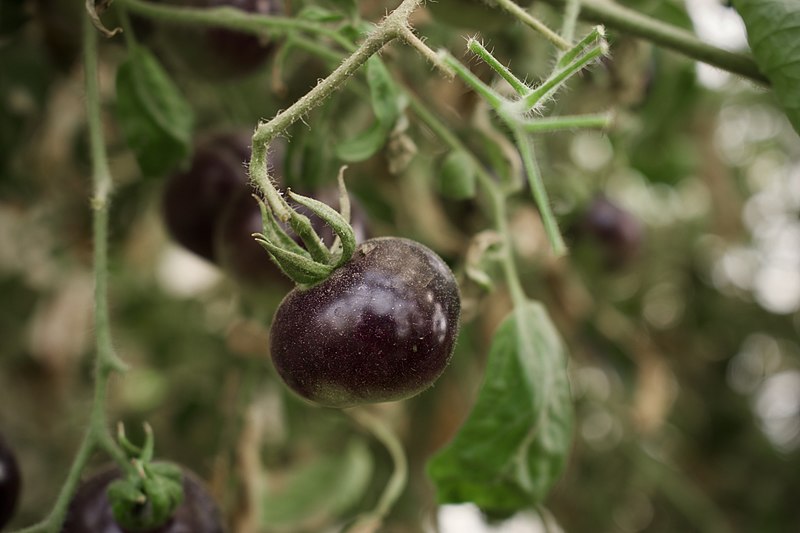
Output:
[
  {"xmin": 269, "ymin": 237, "xmax": 461, "ymax": 408},
  {"xmin": 216, "ymin": 184, "xmax": 370, "ymax": 286},
  {"xmin": 162, "ymin": 132, "xmax": 252, "ymax": 262},
  {"xmin": 61, "ymin": 466, "xmax": 224, "ymax": 533},
  {"xmin": 0, "ymin": 433, "xmax": 21, "ymax": 531},
  {"xmin": 580, "ymin": 194, "xmax": 643, "ymax": 266}
]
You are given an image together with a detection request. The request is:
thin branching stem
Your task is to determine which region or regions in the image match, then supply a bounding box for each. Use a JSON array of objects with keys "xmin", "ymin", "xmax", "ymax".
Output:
[
  {"xmin": 513, "ymin": 127, "xmax": 566, "ymax": 256},
  {"xmin": 468, "ymin": 39, "xmax": 529, "ymax": 96},
  {"xmin": 492, "ymin": 0, "xmax": 571, "ymax": 51},
  {"xmin": 539, "ymin": 0, "xmax": 767, "ymax": 84},
  {"xmin": 13, "ymin": 15, "xmax": 129, "ymax": 533},
  {"xmin": 248, "ymin": 0, "xmax": 421, "ymax": 219}
]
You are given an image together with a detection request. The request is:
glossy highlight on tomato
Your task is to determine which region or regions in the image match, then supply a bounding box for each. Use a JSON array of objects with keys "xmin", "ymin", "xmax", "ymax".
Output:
[
  {"xmin": 269, "ymin": 237, "xmax": 461, "ymax": 408},
  {"xmin": 61, "ymin": 466, "xmax": 224, "ymax": 533},
  {"xmin": 0, "ymin": 433, "xmax": 21, "ymax": 531}
]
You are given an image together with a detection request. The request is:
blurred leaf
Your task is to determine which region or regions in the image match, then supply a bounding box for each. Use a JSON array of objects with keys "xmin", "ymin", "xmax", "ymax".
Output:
[
  {"xmin": 335, "ymin": 57, "xmax": 402, "ymax": 162},
  {"xmin": 366, "ymin": 57, "xmax": 400, "ymax": 126},
  {"xmin": 335, "ymin": 120, "xmax": 388, "ymax": 162},
  {"xmin": 439, "ymin": 151, "xmax": 477, "ymax": 199},
  {"xmin": 115, "ymin": 46, "xmax": 193, "ymax": 177},
  {"xmin": 428, "ymin": 302, "xmax": 573, "ymax": 514},
  {"xmin": 322, "ymin": 0, "xmax": 358, "ymax": 17},
  {"xmin": 733, "ymin": 0, "xmax": 800, "ymax": 135},
  {"xmin": 261, "ymin": 439, "xmax": 374, "ymax": 527},
  {"xmin": 296, "ymin": 6, "xmax": 346, "ymax": 22}
]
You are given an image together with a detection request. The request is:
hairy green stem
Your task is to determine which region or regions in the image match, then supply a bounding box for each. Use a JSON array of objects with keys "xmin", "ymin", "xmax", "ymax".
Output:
[
  {"xmin": 468, "ymin": 39, "xmax": 529, "ymax": 96},
  {"xmin": 491, "ymin": 0, "xmax": 571, "ymax": 51},
  {"xmin": 513, "ymin": 128, "xmax": 566, "ymax": 256},
  {"xmin": 517, "ymin": 41, "xmax": 606, "ymax": 112},
  {"xmin": 520, "ymin": 112, "xmax": 611, "ymax": 133},
  {"xmin": 539, "ymin": 0, "xmax": 767, "ymax": 85},
  {"xmin": 439, "ymin": 52, "xmax": 505, "ymax": 108},
  {"xmin": 249, "ymin": 0, "xmax": 421, "ymax": 218},
  {"xmin": 399, "ymin": 26, "xmax": 453, "ymax": 78}
]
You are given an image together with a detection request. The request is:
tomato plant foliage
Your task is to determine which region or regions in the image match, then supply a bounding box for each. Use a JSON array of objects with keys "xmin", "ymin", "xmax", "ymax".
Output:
[
  {"xmin": 115, "ymin": 45, "xmax": 194, "ymax": 177},
  {"xmin": 734, "ymin": 0, "xmax": 800, "ymax": 135},
  {"xmin": 428, "ymin": 302, "xmax": 572, "ymax": 513},
  {"xmin": 3, "ymin": 0, "xmax": 800, "ymax": 531}
]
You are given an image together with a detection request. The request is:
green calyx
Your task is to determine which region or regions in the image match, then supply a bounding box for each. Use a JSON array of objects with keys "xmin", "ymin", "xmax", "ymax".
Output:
[
  {"xmin": 254, "ymin": 170, "xmax": 357, "ymax": 286},
  {"xmin": 107, "ymin": 423, "xmax": 184, "ymax": 532}
]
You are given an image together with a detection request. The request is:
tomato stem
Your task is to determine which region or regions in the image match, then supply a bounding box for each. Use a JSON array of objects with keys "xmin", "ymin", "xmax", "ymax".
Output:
[
  {"xmin": 12, "ymin": 14, "xmax": 133, "ymax": 533},
  {"xmin": 492, "ymin": 0, "xmax": 572, "ymax": 51}
]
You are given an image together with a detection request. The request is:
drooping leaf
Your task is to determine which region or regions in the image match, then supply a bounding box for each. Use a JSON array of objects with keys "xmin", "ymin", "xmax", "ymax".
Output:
[
  {"xmin": 366, "ymin": 56, "xmax": 401, "ymax": 127},
  {"xmin": 427, "ymin": 301, "xmax": 573, "ymax": 514},
  {"xmin": 335, "ymin": 57, "xmax": 402, "ymax": 162},
  {"xmin": 733, "ymin": 0, "xmax": 800, "ymax": 134},
  {"xmin": 335, "ymin": 120, "xmax": 389, "ymax": 162},
  {"xmin": 439, "ymin": 151, "xmax": 477, "ymax": 200},
  {"xmin": 261, "ymin": 440, "xmax": 373, "ymax": 527},
  {"xmin": 115, "ymin": 46, "xmax": 194, "ymax": 177}
]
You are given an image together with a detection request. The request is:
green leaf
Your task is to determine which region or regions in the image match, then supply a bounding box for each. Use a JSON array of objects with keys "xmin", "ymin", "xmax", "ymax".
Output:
[
  {"xmin": 115, "ymin": 46, "xmax": 194, "ymax": 177},
  {"xmin": 439, "ymin": 151, "xmax": 477, "ymax": 200},
  {"xmin": 366, "ymin": 57, "xmax": 400, "ymax": 126},
  {"xmin": 335, "ymin": 120, "xmax": 389, "ymax": 162},
  {"xmin": 733, "ymin": 0, "xmax": 800, "ymax": 134},
  {"xmin": 296, "ymin": 6, "xmax": 346, "ymax": 22},
  {"xmin": 261, "ymin": 440, "xmax": 373, "ymax": 527},
  {"xmin": 427, "ymin": 302, "xmax": 573, "ymax": 514},
  {"xmin": 335, "ymin": 57, "xmax": 402, "ymax": 162}
]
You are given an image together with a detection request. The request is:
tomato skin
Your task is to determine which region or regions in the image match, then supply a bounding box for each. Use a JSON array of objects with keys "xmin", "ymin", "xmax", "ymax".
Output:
[
  {"xmin": 0, "ymin": 433, "xmax": 21, "ymax": 531},
  {"xmin": 269, "ymin": 237, "xmax": 461, "ymax": 408},
  {"xmin": 61, "ymin": 466, "xmax": 225, "ymax": 533}
]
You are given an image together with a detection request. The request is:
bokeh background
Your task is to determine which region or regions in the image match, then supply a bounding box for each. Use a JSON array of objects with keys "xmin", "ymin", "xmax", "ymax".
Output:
[{"xmin": 1, "ymin": 0, "xmax": 798, "ymax": 531}]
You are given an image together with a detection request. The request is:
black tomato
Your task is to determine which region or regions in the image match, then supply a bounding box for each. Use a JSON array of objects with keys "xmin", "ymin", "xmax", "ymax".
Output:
[
  {"xmin": 162, "ymin": 132, "xmax": 252, "ymax": 262},
  {"xmin": 269, "ymin": 237, "xmax": 461, "ymax": 408},
  {"xmin": 61, "ymin": 466, "xmax": 224, "ymax": 533},
  {"xmin": 580, "ymin": 194, "xmax": 643, "ymax": 266},
  {"xmin": 216, "ymin": 184, "xmax": 370, "ymax": 286},
  {"xmin": 0, "ymin": 433, "xmax": 21, "ymax": 531}
]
